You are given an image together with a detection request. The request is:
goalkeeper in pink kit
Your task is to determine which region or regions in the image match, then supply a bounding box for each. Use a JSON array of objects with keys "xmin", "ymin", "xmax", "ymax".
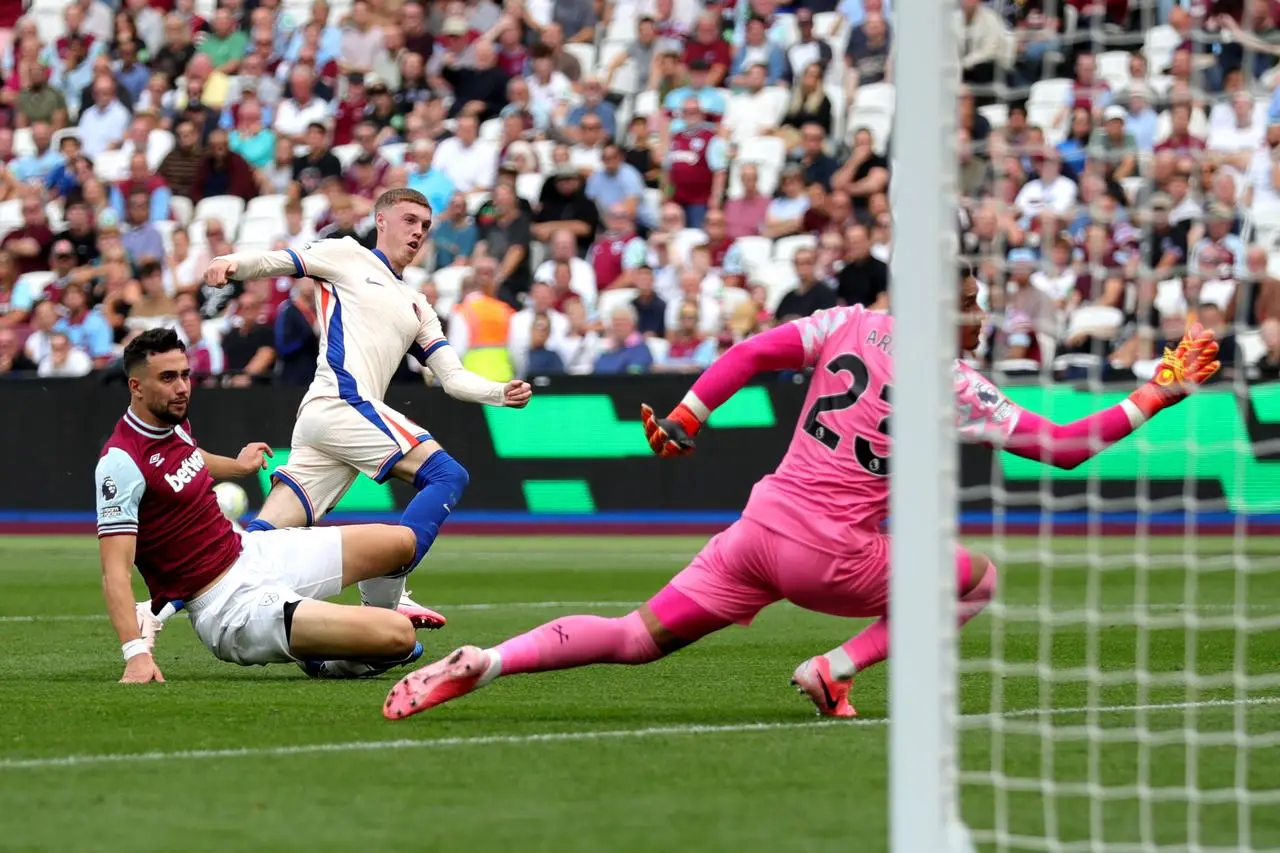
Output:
[{"xmin": 384, "ymin": 271, "xmax": 1221, "ymax": 721}]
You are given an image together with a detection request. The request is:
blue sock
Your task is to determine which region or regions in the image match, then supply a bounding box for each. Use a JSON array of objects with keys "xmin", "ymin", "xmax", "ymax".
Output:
[
  {"xmin": 245, "ymin": 518, "xmax": 276, "ymax": 533},
  {"xmin": 400, "ymin": 451, "xmax": 469, "ymax": 567}
]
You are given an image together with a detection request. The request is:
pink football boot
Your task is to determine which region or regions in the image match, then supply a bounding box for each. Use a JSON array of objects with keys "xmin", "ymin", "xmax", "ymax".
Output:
[
  {"xmin": 790, "ymin": 656, "xmax": 857, "ymax": 718},
  {"xmin": 384, "ymin": 645, "xmax": 491, "ymax": 720},
  {"xmin": 396, "ymin": 602, "xmax": 447, "ymax": 630}
]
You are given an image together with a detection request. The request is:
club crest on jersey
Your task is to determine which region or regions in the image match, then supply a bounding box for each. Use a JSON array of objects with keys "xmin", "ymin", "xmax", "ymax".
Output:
[
  {"xmin": 101, "ymin": 477, "xmax": 117, "ymax": 500},
  {"xmin": 165, "ymin": 452, "xmax": 207, "ymax": 493}
]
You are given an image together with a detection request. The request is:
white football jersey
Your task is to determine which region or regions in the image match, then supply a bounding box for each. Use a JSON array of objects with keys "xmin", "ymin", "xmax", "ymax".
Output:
[{"xmin": 229, "ymin": 237, "xmax": 447, "ymax": 408}]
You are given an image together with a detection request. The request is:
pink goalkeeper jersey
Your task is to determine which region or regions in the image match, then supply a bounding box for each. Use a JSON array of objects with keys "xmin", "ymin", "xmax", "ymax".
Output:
[{"xmin": 741, "ymin": 306, "xmax": 1022, "ymax": 556}]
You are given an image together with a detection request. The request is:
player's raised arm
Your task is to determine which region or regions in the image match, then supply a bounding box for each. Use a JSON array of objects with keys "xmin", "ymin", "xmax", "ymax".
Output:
[
  {"xmin": 206, "ymin": 239, "xmax": 345, "ymax": 285},
  {"xmin": 642, "ymin": 310, "xmax": 831, "ymax": 456},
  {"xmin": 95, "ymin": 450, "xmax": 164, "ymax": 683},
  {"xmin": 960, "ymin": 324, "xmax": 1221, "ymax": 470}
]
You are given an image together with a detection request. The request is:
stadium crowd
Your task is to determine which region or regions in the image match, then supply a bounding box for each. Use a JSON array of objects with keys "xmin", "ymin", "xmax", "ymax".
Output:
[{"xmin": 0, "ymin": 0, "xmax": 1279, "ymax": 383}]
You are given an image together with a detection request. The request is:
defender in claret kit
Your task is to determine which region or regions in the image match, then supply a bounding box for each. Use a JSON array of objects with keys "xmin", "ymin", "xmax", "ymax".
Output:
[
  {"xmin": 98, "ymin": 329, "xmax": 483, "ymax": 682},
  {"xmin": 383, "ymin": 268, "xmax": 1220, "ymax": 721}
]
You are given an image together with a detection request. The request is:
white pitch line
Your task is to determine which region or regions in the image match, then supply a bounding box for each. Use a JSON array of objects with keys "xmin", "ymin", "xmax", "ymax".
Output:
[
  {"xmin": 9, "ymin": 602, "xmax": 1280, "ymax": 624},
  {"xmin": 1, "ymin": 696, "xmax": 1277, "ymax": 771}
]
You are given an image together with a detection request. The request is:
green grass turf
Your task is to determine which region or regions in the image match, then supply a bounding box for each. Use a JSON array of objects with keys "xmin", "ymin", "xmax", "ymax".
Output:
[{"xmin": 2, "ymin": 534, "xmax": 1280, "ymax": 852}]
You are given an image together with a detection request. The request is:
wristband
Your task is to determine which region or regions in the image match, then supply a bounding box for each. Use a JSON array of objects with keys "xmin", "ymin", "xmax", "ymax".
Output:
[
  {"xmin": 668, "ymin": 403, "xmax": 702, "ymax": 437},
  {"xmin": 122, "ymin": 639, "xmax": 150, "ymax": 661}
]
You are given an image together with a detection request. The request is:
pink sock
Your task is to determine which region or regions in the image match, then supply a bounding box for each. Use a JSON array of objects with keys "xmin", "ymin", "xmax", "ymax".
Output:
[
  {"xmin": 958, "ymin": 563, "xmax": 997, "ymax": 626},
  {"xmin": 494, "ymin": 611, "xmax": 663, "ymax": 676},
  {"xmin": 829, "ymin": 563, "xmax": 999, "ymax": 678}
]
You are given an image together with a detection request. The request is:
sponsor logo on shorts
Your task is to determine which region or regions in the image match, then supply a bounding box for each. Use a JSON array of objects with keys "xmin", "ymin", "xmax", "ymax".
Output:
[
  {"xmin": 260, "ymin": 593, "xmax": 279, "ymax": 606},
  {"xmin": 164, "ymin": 452, "xmax": 207, "ymax": 493},
  {"xmin": 100, "ymin": 477, "xmax": 117, "ymax": 500}
]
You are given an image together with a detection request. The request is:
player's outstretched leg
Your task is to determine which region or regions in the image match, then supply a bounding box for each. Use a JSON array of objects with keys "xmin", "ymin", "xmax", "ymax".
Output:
[
  {"xmin": 359, "ymin": 445, "xmax": 469, "ymax": 615},
  {"xmin": 290, "ymin": 524, "xmax": 435, "ymax": 677},
  {"xmin": 383, "ymin": 584, "xmax": 732, "ymax": 720},
  {"xmin": 793, "ymin": 551, "xmax": 998, "ymax": 717}
]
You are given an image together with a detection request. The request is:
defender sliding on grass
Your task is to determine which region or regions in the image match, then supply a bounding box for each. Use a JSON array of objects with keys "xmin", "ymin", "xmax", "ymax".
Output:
[
  {"xmin": 97, "ymin": 329, "xmax": 458, "ymax": 683},
  {"xmin": 385, "ymin": 270, "xmax": 1221, "ymax": 720}
]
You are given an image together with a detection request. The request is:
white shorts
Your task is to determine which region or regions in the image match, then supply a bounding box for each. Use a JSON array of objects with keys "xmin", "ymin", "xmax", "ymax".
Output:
[
  {"xmin": 187, "ymin": 527, "xmax": 345, "ymax": 666},
  {"xmin": 272, "ymin": 397, "xmax": 431, "ymax": 522}
]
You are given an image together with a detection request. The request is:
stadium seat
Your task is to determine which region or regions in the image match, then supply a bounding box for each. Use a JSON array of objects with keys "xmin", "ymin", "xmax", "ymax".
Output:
[
  {"xmin": 301, "ymin": 193, "xmax": 329, "ymax": 224},
  {"xmin": 719, "ymin": 285, "xmax": 752, "ymax": 316},
  {"xmin": 16, "ymin": 270, "xmax": 56, "ymax": 296},
  {"xmin": 634, "ymin": 90, "xmax": 659, "ymax": 118},
  {"xmin": 730, "ymin": 136, "xmax": 786, "ymax": 197},
  {"xmin": 671, "ymin": 228, "xmax": 708, "ymax": 265},
  {"xmin": 645, "ymin": 335, "xmax": 670, "ymax": 364},
  {"xmin": 1065, "ymin": 305, "xmax": 1124, "ymax": 339},
  {"xmin": 238, "ymin": 213, "xmax": 285, "ymax": 247},
  {"xmin": 194, "ymin": 195, "xmax": 246, "ymax": 235},
  {"xmin": 1097, "ymin": 51, "xmax": 1132, "ymax": 91},
  {"xmin": 604, "ymin": 15, "xmax": 637, "ymax": 41},
  {"xmin": 600, "ymin": 41, "xmax": 637, "ymax": 96},
  {"xmin": 773, "ymin": 234, "xmax": 817, "ymax": 265},
  {"xmin": 1200, "ymin": 279, "xmax": 1235, "ymax": 310},
  {"xmin": 0, "ymin": 199, "xmax": 19, "ymax": 241},
  {"xmin": 516, "ymin": 172, "xmax": 545, "ymax": 203},
  {"xmin": 169, "ymin": 196, "xmax": 194, "ymax": 226},
  {"xmin": 147, "ymin": 129, "xmax": 175, "ymax": 171},
  {"xmin": 1143, "ymin": 25, "xmax": 1180, "ymax": 76},
  {"xmin": 773, "ymin": 13, "xmax": 800, "ymax": 47},
  {"xmin": 465, "ymin": 191, "xmax": 490, "ymax": 215},
  {"xmin": 752, "ymin": 259, "xmax": 799, "ymax": 312},
  {"xmin": 12, "ymin": 127, "xmax": 34, "ymax": 158},
  {"xmin": 597, "ymin": 287, "xmax": 638, "ymax": 320},
  {"xmin": 978, "ymin": 103, "xmax": 1008, "ymax": 129},
  {"xmin": 380, "ymin": 142, "xmax": 407, "ymax": 165},
  {"xmin": 1238, "ymin": 329, "xmax": 1264, "ymax": 369},
  {"xmin": 32, "ymin": 8, "xmax": 63, "ymax": 43},
  {"xmin": 93, "ymin": 149, "xmax": 130, "ymax": 182},
  {"xmin": 402, "ymin": 265, "xmax": 429, "ymax": 292},
  {"xmin": 332, "ymin": 144, "xmax": 362, "ymax": 170},
  {"xmin": 187, "ymin": 218, "xmax": 209, "ymax": 248},
  {"xmin": 854, "ymin": 83, "xmax": 895, "ymax": 115},
  {"xmin": 731, "ymin": 236, "xmax": 774, "ymax": 274},
  {"xmin": 432, "ymin": 265, "xmax": 468, "ymax": 316},
  {"xmin": 813, "ymin": 11, "xmax": 848, "ymax": 43},
  {"xmin": 246, "ymin": 194, "xmax": 287, "ymax": 219},
  {"xmin": 563, "ymin": 43, "xmax": 597, "ymax": 76},
  {"xmin": 153, "ymin": 219, "xmax": 177, "ymax": 255},
  {"xmin": 479, "ymin": 118, "xmax": 502, "ymax": 142},
  {"xmin": 533, "ymin": 139, "xmax": 556, "ymax": 173},
  {"xmin": 1154, "ymin": 278, "xmax": 1185, "ymax": 319},
  {"xmin": 641, "ymin": 187, "xmax": 663, "ymax": 226}
]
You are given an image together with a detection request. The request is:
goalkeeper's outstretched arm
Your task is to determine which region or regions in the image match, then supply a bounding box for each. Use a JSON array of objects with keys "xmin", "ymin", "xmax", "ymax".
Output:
[
  {"xmin": 994, "ymin": 324, "xmax": 1221, "ymax": 470},
  {"xmin": 642, "ymin": 320, "xmax": 808, "ymax": 456}
]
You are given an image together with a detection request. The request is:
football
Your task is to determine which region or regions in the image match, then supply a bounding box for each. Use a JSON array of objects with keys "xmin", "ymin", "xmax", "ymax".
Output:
[{"xmin": 212, "ymin": 482, "xmax": 249, "ymax": 521}]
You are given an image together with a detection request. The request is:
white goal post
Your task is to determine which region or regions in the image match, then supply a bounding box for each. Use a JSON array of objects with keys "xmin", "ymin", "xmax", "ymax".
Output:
[{"xmin": 888, "ymin": 0, "xmax": 965, "ymax": 851}]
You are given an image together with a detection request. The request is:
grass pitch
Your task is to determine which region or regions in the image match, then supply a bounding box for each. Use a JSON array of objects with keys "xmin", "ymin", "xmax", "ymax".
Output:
[{"xmin": 2, "ymin": 534, "xmax": 1279, "ymax": 852}]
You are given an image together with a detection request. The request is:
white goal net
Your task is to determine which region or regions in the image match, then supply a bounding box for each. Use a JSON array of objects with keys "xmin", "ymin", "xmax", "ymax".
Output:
[{"xmin": 895, "ymin": 0, "xmax": 1280, "ymax": 849}]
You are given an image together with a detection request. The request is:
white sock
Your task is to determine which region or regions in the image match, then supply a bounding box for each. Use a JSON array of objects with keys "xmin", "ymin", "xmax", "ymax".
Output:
[
  {"xmin": 822, "ymin": 647, "xmax": 857, "ymax": 681},
  {"xmin": 359, "ymin": 575, "xmax": 407, "ymax": 610},
  {"xmin": 478, "ymin": 648, "xmax": 502, "ymax": 686}
]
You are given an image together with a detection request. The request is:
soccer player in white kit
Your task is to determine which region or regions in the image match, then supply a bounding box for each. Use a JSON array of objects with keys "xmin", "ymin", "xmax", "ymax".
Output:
[{"xmin": 194, "ymin": 188, "xmax": 532, "ymax": 675}]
